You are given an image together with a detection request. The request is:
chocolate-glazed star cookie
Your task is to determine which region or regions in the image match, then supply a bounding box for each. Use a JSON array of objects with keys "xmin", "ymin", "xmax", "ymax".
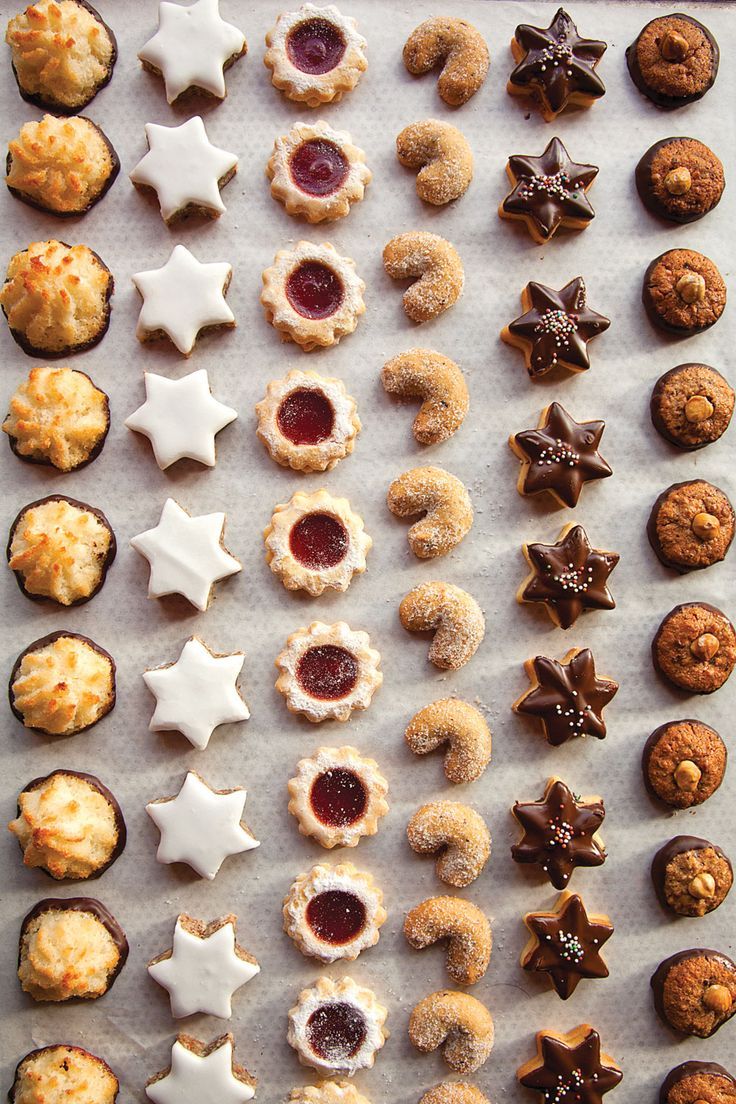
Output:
[
  {"xmin": 519, "ymin": 524, "xmax": 619, "ymax": 630},
  {"xmin": 514, "ymin": 649, "xmax": 618, "ymax": 746},
  {"xmin": 518, "ymin": 1025, "xmax": 622, "ymax": 1104},
  {"xmin": 512, "ymin": 778, "xmax": 606, "ymax": 889},
  {"xmin": 522, "ymin": 892, "xmax": 613, "ymax": 999},
  {"xmin": 510, "ymin": 404, "xmax": 612, "ymax": 507},
  {"xmin": 508, "ymin": 8, "xmax": 607, "ymax": 122},
  {"xmin": 499, "ymin": 138, "xmax": 598, "ymax": 243},
  {"xmin": 502, "ymin": 279, "xmax": 610, "ymax": 381}
]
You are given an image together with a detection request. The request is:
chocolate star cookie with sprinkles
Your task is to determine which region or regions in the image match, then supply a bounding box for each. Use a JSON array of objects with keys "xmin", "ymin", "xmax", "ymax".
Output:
[
  {"xmin": 513, "ymin": 649, "xmax": 618, "ymax": 746},
  {"xmin": 518, "ymin": 1025, "xmax": 622, "ymax": 1104},
  {"xmin": 502, "ymin": 279, "xmax": 610, "ymax": 380},
  {"xmin": 519, "ymin": 524, "xmax": 619, "ymax": 630},
  {"xmin": 508, "ymin": 8, "xmax": 607, "ymax": 121},
  {"xmin": 510, "ymin": 403, "xmax": 612, "ymax": 507},
  {"xmin": 499, "ymin": 137, "xmax": 598, "ymax": 243},
  {"xmin": 521, "ymin": 892, "xmax": 613, "ymax": 999},
  {"xmin": 511, "ymin": 778, "xmax": 607, "ymax": 889}
]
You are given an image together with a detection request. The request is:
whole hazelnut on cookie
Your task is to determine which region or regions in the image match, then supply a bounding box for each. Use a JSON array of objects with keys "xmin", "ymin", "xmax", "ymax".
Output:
[
  {"xmin": 626, "ymin": 14, "xmax": 719, "ymax": 109},
  {"xmin": 651, "ymin": 948, "xmax": 736, "ymax": 1037},
  {"xmin": 643, "ymin": 719, "xmax": 727, "ymax": 809},
  {"xmin": 652, "ymin": 603, "xmax": 736, "ymax": 694},
  {"xmin": 651, "ymin": 364, "xmax": 734, "ymax": 451},
  {"xmin": 651, "ymin": 836, "xmax": 732, "ymax": 917},
  {"xmin": 648, "ymin": 480, "xmax": 734, "ymax": 573},
  {"xmin": 659, "ymin": 1061, "xmax": 736, "ymax": 1104},
  {"xmin": 642, "ymin": 249, "xmax": 726, "ymax": 337},
  {"xmin": 635, "ymin": 138, "xmax": 725, "ymax": 224}
]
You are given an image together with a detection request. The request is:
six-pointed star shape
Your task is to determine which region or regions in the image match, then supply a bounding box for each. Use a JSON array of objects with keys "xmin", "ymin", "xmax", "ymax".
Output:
[
  {"xmin": 503, "ymin": 280, "xmax": 611, "ymax": 380},
  {"xmin": 512, "ymin": 778, "xmax": 606, "ymax": 890},
  {"xmin": 133, "ymin": 244, "xmax": 235, "ymax": 356},
  {"xmin": 139, "ymin": 0, "xmax": 247, "ymax": 104},
  {"xmin": 146, "ymin": 1035, "xmax": 255, "ymax": 1104},
  {"xmin": 149, "ymin": 915, "xmax": 259, "ymax": 1018},
  {"xmin": 147, "ymin": 771, "xmax": 259, "ymax": 880},
  {"xmin": 511, "ymin": 402, "xmax": 612, "ymax": 506},
  {"xmin": 522, "ymin": 892, "xmax": 613, "ymax": 999},
  {"xmin": 500, "ymin": 137, "xmax": 599, "ymax": 242},
  {"xmin": 520, "ymin": 524, "xmax": 619, "ymax": 630},
  {"xmin": 514, "ymin": 648, "xmax": 618, "ymax": 746},
  {"xmin": 144, "ymin": 636, "xmax": 250, "ymax": 750},
  {"xmin": 130, "ymin": 116, "xmax": 238, "ymax": 223},
  {"xmin": 130, "ymin": 497, "xmax": 241, "ymax": 611},
  {"xmin": 509, "ymin": 8, "xmax": 607, "ymax": 120},
  {"xmin": 518, "ymin": 1026, "xmax": 622, "ymax": 1104},
  {"xmin": 126, "ymin": 369, "xmax": 237, "ymax": 469}
]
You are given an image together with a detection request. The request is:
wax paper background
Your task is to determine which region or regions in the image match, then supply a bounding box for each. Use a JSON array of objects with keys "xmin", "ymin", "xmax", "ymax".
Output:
[{"xmin": 1, "ymin": 0, "xmax": 735, "ymax": 1100}]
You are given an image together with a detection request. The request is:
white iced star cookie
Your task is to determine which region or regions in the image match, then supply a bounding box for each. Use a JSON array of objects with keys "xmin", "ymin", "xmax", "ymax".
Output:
[
  {"xmin": 144, "ymin": 637, "xmax": 249, "ymax": 750},
  {"xmin": 139, "ymin": 0, "xmax": 247, "ymax": 105},
  {"xmin": 149, "ymin": 914, "xmax": 259, "ymax": 1018},
  {"xmin": 146, "ymin": 771, "xmax": 259, "ymax": 880},
  {"xmin": 133, "ymin": 244, "xmax": 235, "ymax": 356},
  {"xmin": 125, "ymin": 370, "xmax": 237, "ymax": 469},
  {"xmin": 146, "ymin": 1034, "xmax": 256, "ymax": 1104},
  {"xmin": 131, "ymin": 498, "xmax": 241, "ymax": 611},
  {"xmin": 130, "ymin": 117, "xmax": 238, "ymax": 224}
]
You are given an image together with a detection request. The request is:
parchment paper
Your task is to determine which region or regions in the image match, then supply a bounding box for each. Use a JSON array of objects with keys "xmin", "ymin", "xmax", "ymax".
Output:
[{"xmin": 1, "ymin": 1, "xmax": 735, "ymax": 1101}]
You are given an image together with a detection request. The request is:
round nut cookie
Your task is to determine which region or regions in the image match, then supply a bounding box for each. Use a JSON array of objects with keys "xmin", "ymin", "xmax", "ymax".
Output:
[
  {"xmin": 648, "ymin": 480, "xmax": 735, "ymax": 573},
  {"xmin": 652, "ymin": 603, "xmax": 736, "ymax": 694},
  {"xmin": 643, "ymin": 719, "xmax": 727, "ymax": 808},
  {"xmin": 635, "ymin": 137, "xmax": 725, "ymax": 224},
  {"xmin": 642, "ymin": 249, "xmax": 726, "ymax": 336},
  {"xmin": 651, "ymin": 364, "xmax": 734, "ymax": 450},
  {"xmin": 626, "ymin": 14, "xmax": 719, "ymax": 109}
]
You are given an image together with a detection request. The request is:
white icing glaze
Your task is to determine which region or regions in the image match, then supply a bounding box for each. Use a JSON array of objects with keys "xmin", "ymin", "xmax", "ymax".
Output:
[
  {"xmin": 139, "ymin": 0, "xmax": 246, "ymax": 104},
  {"xmin": 143, "ymin": 636, "xmax": 249, "ymax": 751},
  {"xmin": 130, "ymin": 498, "xmax": 241, "ymax": 611},
  {"xmin": 133, "ymin": 244, "xmax": 234, "ymax": 356},
  {"xmin": 148, "ymin": 916, "xmax": 259, "ymax": 1018},
  {"xmin": 125, "ymin": 369, "xmax": 237, "ymax": 469},
  {"xmin": 146, "ymin": 1037, "xmax": 254, "ymax": 1104},
  {"xmin": 146, "ymin": 771, "xmax": 259, "ymax": 880},
  {"xmin": 130, "ymin": 117, "xmax": 238, "ymax": 223}
]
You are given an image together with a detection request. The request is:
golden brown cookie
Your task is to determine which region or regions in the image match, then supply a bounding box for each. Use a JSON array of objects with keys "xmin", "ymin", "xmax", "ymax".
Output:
[
  {"xmin": 648, "ymin": 480, "xmax": 734, "ymax": 573},
  {"xmin": 9, "ymin": 1044, "xmax": 118, "ymax": 1104},
  {"xmin": 396, "ymin": 120, "xmax": 473, "ymax": 205},
  {"xmin": 653, "ymin": 602, "xmax": 736, "ymax": 694},
  {"xmin": 400, "ymin": 581, "xmax": 485, "ymax": 670},
  {"xmin": 651, "ymin": 364, "xmax": 734, "ymax": 451},
  {"xmin": 652, "ymin": 949, "xmax": 736, "ymax": 1037},
  {"xmin": 405, "ymin": 698, "xmax": 491, "ymax": 784},
  {"xmin": 381, "ymin": 349, "xmax": 468, "ymax": 445},
  {"xmin": 419, "ymin": 1086, "xmax": 490, "ymax": 1104},
  {"xmin": 407, "ymin": 801, "xmax": 491, "ymax": 888},
  {"xmin": 643, "ymin": 249, "xmax": 726, "ymax": 336},
  {"xmin": 409, "ymin": 990, "xmax": 494, "ymax": 1073},
  {"xmin": 3, "ymin": 366, "xmax": 109, "ymax": 471},
  {"xmin": 403, "ymin": 18, "xmax": 489, "ymax": 105},
  {"xmin": 10, "ymin": 631, "xmax": 115, "ymax": 736},
  {"xmin": 643, "ymin": 719, "xmax": 727, "ymax": 809},
  {"xmin": 383, "ymin": 232, "xmax": 464, "ymax": 323},
  {"xmin": 387, "ymin": 467, "xmax": 473, "ymax": 558},
  {"xmin": 404, "ymin": 896, "xmax": 492, "ymax": 985}
]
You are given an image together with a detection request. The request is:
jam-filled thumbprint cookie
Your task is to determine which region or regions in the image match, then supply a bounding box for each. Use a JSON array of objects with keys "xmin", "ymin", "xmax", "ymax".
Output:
[
  {"xmin": 287, "ymin": 976, "xmax": 387, "ymax": 1075},
  {"xmin": 262, "ymin": 242, "xmax": 365, "ymax": 350},
  {"xmin": 265, "ymin": 4, "xmax": 367, "ymax": 106},
  {"xmin": 275, "ymin": 621, "xmax": 382, "ymax": 722},
  {"xmin": 283, "ymin": 862, "xmax": 386, "ymax": 963},
  {"xmin": 268, "ymin": 121, "xmax": 371, "ymax": 223},
  {"xmin": 256, "ymin": 370, "xmax": 360, "ymax": 472},
  {"xmin": 288, "ymin": 746, "xmax": 389, "ymax": 848}
]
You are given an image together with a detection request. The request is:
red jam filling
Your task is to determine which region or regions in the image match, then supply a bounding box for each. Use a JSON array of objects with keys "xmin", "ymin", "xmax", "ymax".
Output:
[
  {"xmin": 310, "ymin": 768, "xmax": 368, "ymax": 827},
  {"xmin": 307, "ymin": 1002, "xmax": 367, "ymax": 1061},
  {"xmin": 290, "ymin": 139, "xmax": 350, "ymax": 198},
  {"xmin": 289, "ymin": 512, "xmax": 349, "ymax": 570},
  {"xmin": 297, "ymin": 645, "xmax": 358, "ymax": 701},
  {"xmin": 286, "ymin": 18, "xmax": 347, "ymax": 75},
  {"xmin": 286, "ymin": 261, "xmax": 344, "ymax": 320},
  {"xmin": 277, "ymin": 388, "xmax": 335, "ymax": 446},
  {"xmin": 306, "ymin": 889, "xmax": 367, "ymax": 945}
]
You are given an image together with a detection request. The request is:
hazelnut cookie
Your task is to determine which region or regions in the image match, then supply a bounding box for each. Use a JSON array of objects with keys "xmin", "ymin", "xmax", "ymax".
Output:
[
  {"xmin": 288, "ymin": 746, "xmax": 389, "ymax": 848},
  {"xmin": 268, "ymin": 121, "xmax": 370, "ymax": 222},
  {"xmin": 660, "ymin": 1061, "xmax": 736, "ymax": 1104},
  {"xmin": 283, "ymin": 862, "xmax": 386, "ymax": 962},
  {"xmin": 652, "ymin": 949, "xmax": 736, "ymax": 1037},
  {"xmin": 262, "ymin": 241, "xmax": 365, "ymax": 350},
  {"xmin": 626, "ymin": 14, "xmax": 719, "ymax": 109},
  {"xmin": 648, "ymin": 480, "xmax": 734, "ymax": 573},
  {"xmin": 643, "ymin": 719, "xmax": 727, "ymax": 808},
  {"xmin": 653, "ymin": 602, "xmax": 736, "ymax": 694},
  {"xmin": 275, "ymin": 621, "xmax": 382, "ymax": 722},
  {"xmin": 652, "ymin": 836, "xmax": 732, "ymax": 918},
  {"xmin": 256, "ymin": 369, "xmax": 360, "ymax": 472},
  {"xmin": 265, "ymin": 5, "xmax": 367, "ymax": 106},
  {"xmin": 651, "ymin": 364, "xmax": 734, "ymax": 450},
  {"xmin": 636, "ymin": 138, "xmax": 725, "ymax": 224},
  {"xmin": 643, "ymin": 249, "xmax": 726, "ymax": 336},
  {"xmin": 287, "ymin": 976, "xmax": 387, "ymax": 1075}
]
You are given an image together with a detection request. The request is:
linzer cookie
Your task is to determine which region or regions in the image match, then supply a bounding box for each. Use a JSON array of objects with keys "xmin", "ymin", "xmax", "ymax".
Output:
[
  {"xmin": 652, "ymin": 949, "xmax": 736, "ymax": 1037},
  {"xmin": 659, "ymin": 1062, "xmax": 736, "ymax": 1104},
  {"xmin": 643, "ymin": 719, "xmax": 727, "ymax": 808},
  {"xmin": 626, "ymin": 14, "xmax": 719, "ymax": 109},
  {"xmin": 256, "ymin": 369, "xmax": 360, "ymax": 472},
  {"xmin": 287, "ymin": 976, "xmax": 387, "ymax": 1075},
  {"xmin": 643, "ymin": 249, "xmax": 726, "ymax": 336},
  {"xmin": 283, "ymin": 862, "xmax": 386, "ymax": 963},
  {"xmin": 510, "ymin": 404, "xmax": 611, "ymax": 506},
  {"xmin": 268, "ymin": 121, "xmax": 371, "ymax": 222},
  {"xmin": 507, "ymin": 8, "xmax": 606, "ymax": 121},
  {"xmin": 648, "ymin": 480, "xmax": 734, "ymax": 573},
  {"xmin": 275, "ymin": 621, "xmax": 382, "ymax": 722},
  {"xmin": 265, "ymin": 4, "xmax": 367, "ymax": 107},
  {"xmin": 262, "ymin": 241, "xmax": 365, "ymax": 350},
  {"xmin": 651, "ymin": 836, "xmax": 732, "ymax": 918},
  {"xmin": 499, "ymin": 137, "xmax": 598, "ymax": 243},
  {"xmin": 518, "ymin": 524, "xmax": 619, "ymax": 630},
  {"xmin": 511, "ymin": 778, "xmax": 606, "ymax": 889},
  {"xmin": 513, "ymin": 649, "xmax": 618, "ymax": 747},
  {"xmin": 288, "ymin": 746, "xmax": 388, "ymax": 849},
  {"xmin": 653, "ymin": 602, "xmax": 736, "ymax": 694},
  {"xmin": 521, "ymin": 892, "xmax": 612, "ymax": 999},
  {"xmin": 636, "ymin": 138, "xmax": 725, "ymax": 224},
  {"xmin": 518, "ymin": 1026, "xmax": 622, "ymax": 1103},
  {"xmin": 502, "ymin": 279, "xmax": 610, "ymax": 380},
  {"xmin": 651, "ymin": 364, "xmax": 734, "ymax": 450}
]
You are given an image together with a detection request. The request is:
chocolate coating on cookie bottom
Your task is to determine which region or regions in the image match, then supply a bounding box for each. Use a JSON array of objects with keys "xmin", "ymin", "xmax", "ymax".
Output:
[
  {"xmin": 635, "ymin": 138, "xmax": 725, "ymax": 225},
  {"xmin": 647, "ymin": 480, "xmax": 735, "ymax": 574},
  {"xmin": 643, "ymin": 719, "xmax": 727, "ymax": 809},
  {"xmin": 660, "ymin": 1061, "xmax": 736, "ymax": 1104},
  {"xmin": 651, "ymin": 364, "xmax": 734, "ymax": 450},
  {"xmin": 6, "ymin": 119, "xmax": 120, "ymax": 217},
  {"xmin": 652, "ymin": 602, "xmax": 736, "ymax": 694},
  {"xmin": 5, "ymin": 368, "xmax": 111, "ymax": 471},
  {"xmin": 9, "ymin": 1044, "xmax": 119, "ymax": 1104},
  {"xmin": 18, "ymin": 896, "xmax": 129, "ymax": 995},
  {"xmin": 651, "ymin": 835, "xmax": 732, "ymax": 916},
  {"xmin": 626, "ymin": 14, "xmax": 719, "ymax": 110},
  {"xmin": 651, "ymin": 948, "xmax": 736, "ymax": 1037}
]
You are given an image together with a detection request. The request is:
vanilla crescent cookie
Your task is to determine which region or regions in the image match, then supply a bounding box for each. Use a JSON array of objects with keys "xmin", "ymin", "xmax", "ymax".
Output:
[
  {"xmin": 383, "ymin": 232, "xmax": 464, "ymax": 323},
  {"xmin": 420, "ymin": 1085, "xmax": 490, "ymax": 1104},
  {"xmin": 288, "ymin": 975, "xmax": 387, "ymax": 1075},
  {"xmin": 264, "ymin": 5, "xmax": 367, "ymax": 107},
  {"xmin": 381, "ymin": 349, "xmax": 469, "ymax": 445},
  {"xmin": 268, "ymin": 120, "xmax": 371, "ymax": 223},
  {"xmin": 400, "ymin": 581, "xmax": 485, "ymax": 670},
  {"xmin": 288, "ymin": 746, "xmax": 389, "ymax": 848},
  {"xmin": 264, "ymin": 489, "xmax": 371, "ymax": 596},
  {"xmin": 387, "ymin": 466, "xmax": 473, "ymax": 558},
  {"xmin": 262, "ymin": 241, "xmax": 365, "ymax": 351},
  {"xmin": 256, "ymin": 369, "xmax": 360, "ymax": 472},
  {"xmin": 407, "ymin": 800, "xmax": 491, "ymax": 888},
  {"xmin": 283, "ymin": 861, "xmax": 386, "ymax": 962},
  {"xmin": 405, "ymin": 699, "xmax": 491, "ymax": 784},
  {"xmin": 404, "ymin": 896, "xmax": 492, "ymax": 985},
  {"xmin": 397, "ymin": 120, "xmax": 473, "ymax": 206},
  {"xmin": 289, "ymin": 1084, "xmax": 371, "ymax": 1104},
  {"xmin": 409, "ymin": 990, "xmax": 494, "ymax": 1074},
  {"xmin": 403, "ymin": 18, "xmax": 490, "ymax": 106},
  {"xmin": 275, "ymin": 621, "xmax": 382, "ymax": 722}
]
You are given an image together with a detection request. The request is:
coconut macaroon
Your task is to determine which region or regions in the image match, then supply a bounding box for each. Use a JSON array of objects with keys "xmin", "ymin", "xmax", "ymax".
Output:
[
  {"xmin": 3, "ymin": 366, "xmax": 110, "ymax": 471},
  {"xmin": 1, "ymin": 240, "xmax": 113, "ymax": 357},
  {"xmin": 7, "ymin": 115, "xmax": 119, "ymax": 215},
  {"xmin": 10, "ymin": 631, "xmax": 116, "ymax": 736},
  {"xmin": 8, "ymin": 495, "xmax": 116, "ymax": 606},
  {"xmin": 9, "ymin": 769, "xmax": 126, "ymax": 880},
  {"xmin": 18, "ymin": 897, "xmax": 128, "ymax": 1001},
  {"xmin": 9, "ymin": 1044, "xmax": 118, "ymax": 1104},
  {"xmin": 5, "ymin": 0, "xmax": 117, "ymax": 113}
]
